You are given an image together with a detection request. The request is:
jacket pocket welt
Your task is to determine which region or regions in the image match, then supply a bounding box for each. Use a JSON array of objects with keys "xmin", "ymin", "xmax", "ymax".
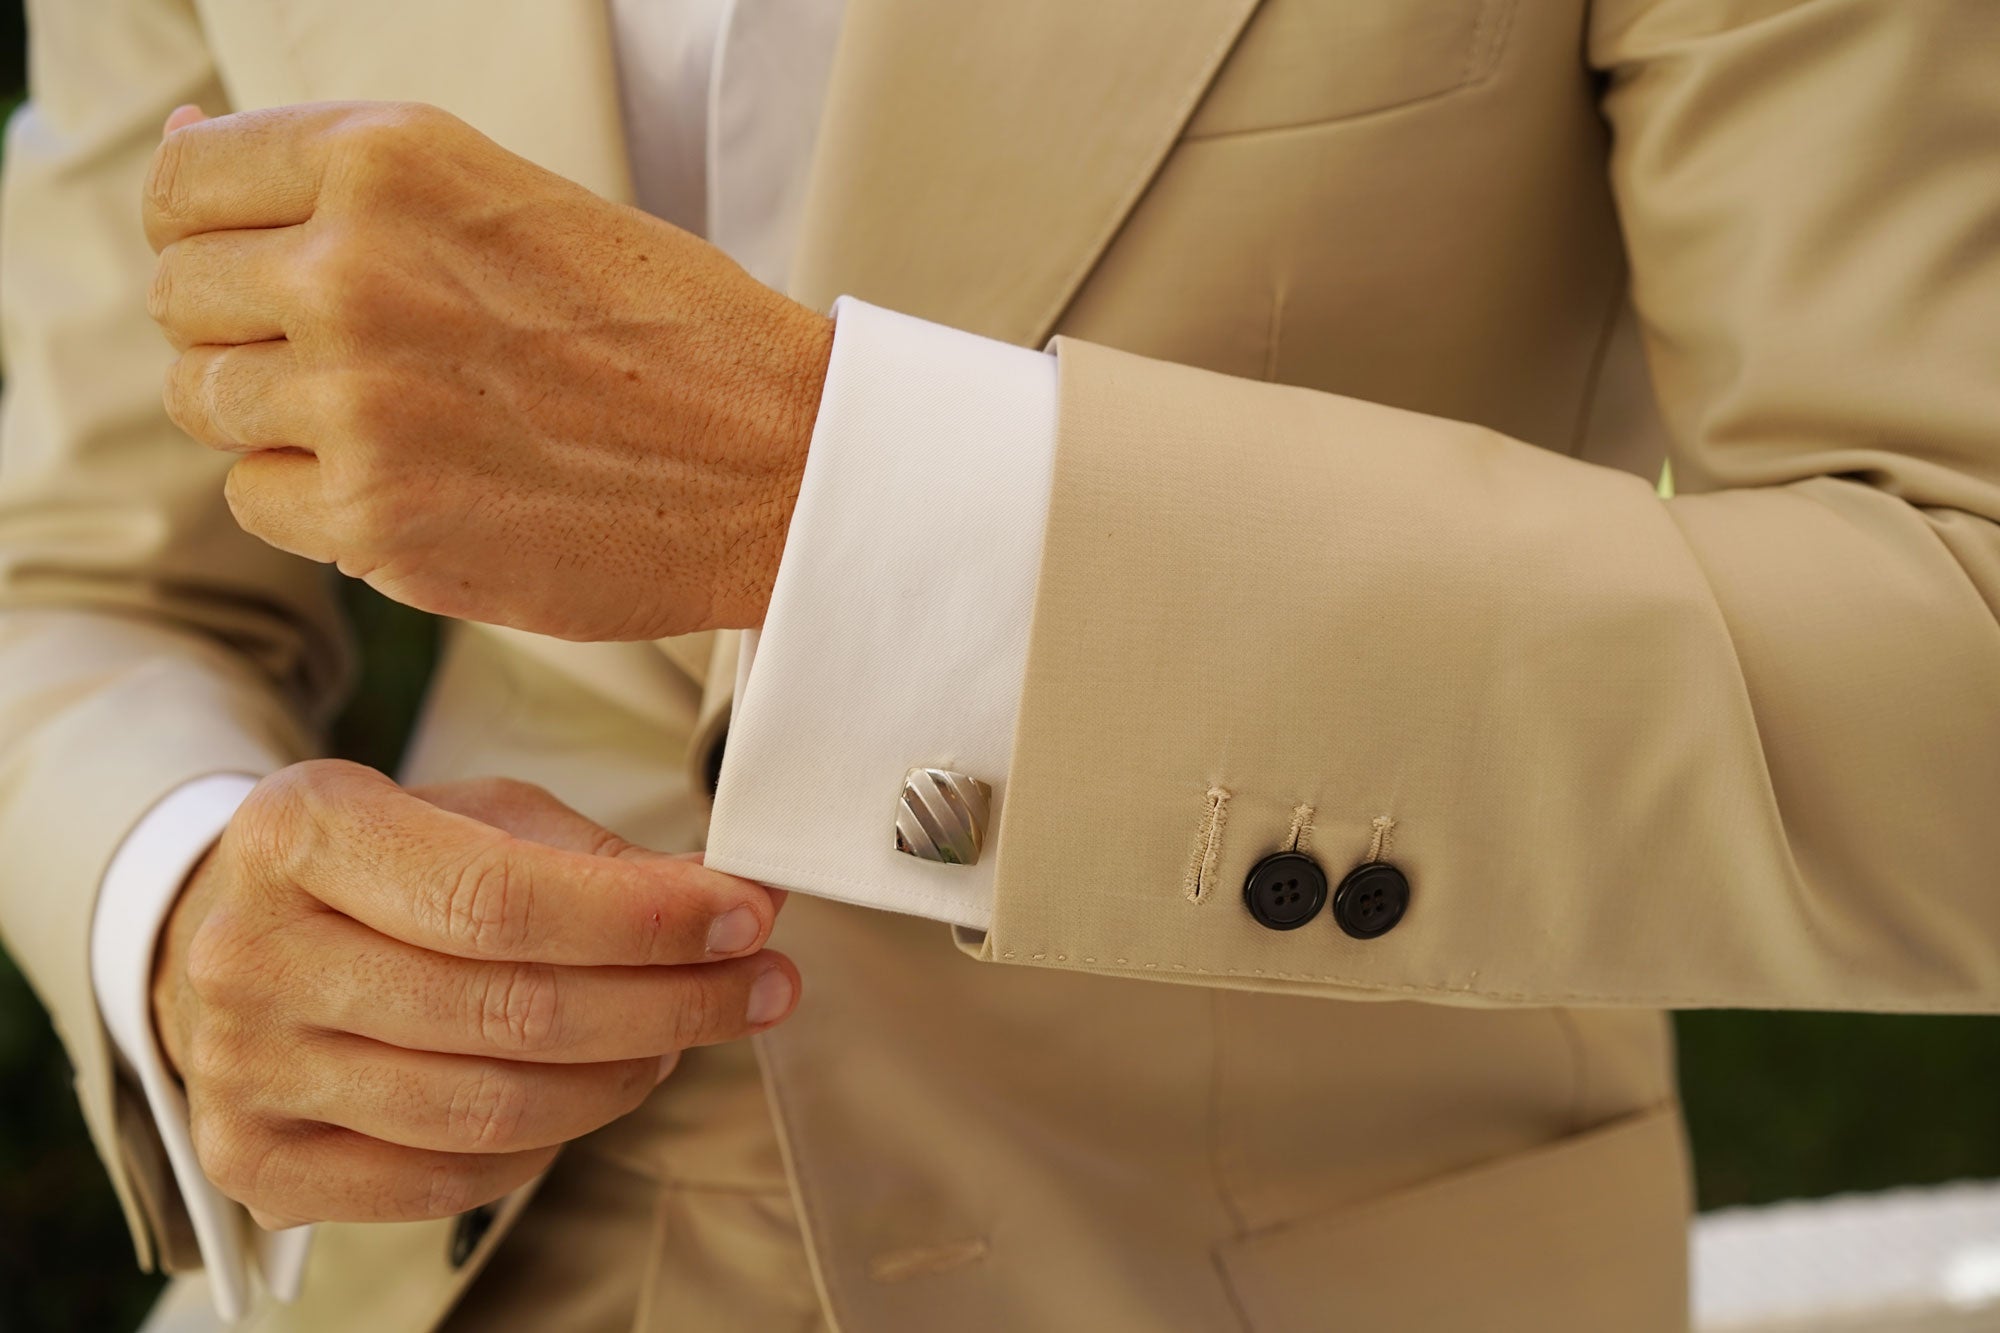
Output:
[
  {"xmin": 1183, "ymin": 0, "xmax": 1517, "ymax": 141},
  {"xmin": 1216, "ymin": 1105, "xmax": 1691, "ymax": 1333}
]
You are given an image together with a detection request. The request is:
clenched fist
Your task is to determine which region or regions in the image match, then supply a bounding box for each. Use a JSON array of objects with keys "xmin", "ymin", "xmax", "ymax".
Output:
[
  {"xmin": 143, "ymin": 101, "xmax": 833, "ymax": 641},
  {"xmin": 150, "ymin": 761, "xmax": 796, "ymax": 1228}
]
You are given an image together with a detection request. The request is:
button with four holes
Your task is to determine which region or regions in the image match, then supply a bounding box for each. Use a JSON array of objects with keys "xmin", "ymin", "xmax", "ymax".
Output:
[
  {"xmin": 1242, "ymin": 851, "xmax": 1328, "ymax": 930},
  {"xmin": 1333, "ymin": 861, "xmax": 1410, "ymax": 939}
]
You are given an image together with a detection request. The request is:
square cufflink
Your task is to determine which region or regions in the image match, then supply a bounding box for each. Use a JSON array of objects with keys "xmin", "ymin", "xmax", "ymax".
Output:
[{"xmin": 894, "ymin": 767, "xmax": 992, "ymax": 866}]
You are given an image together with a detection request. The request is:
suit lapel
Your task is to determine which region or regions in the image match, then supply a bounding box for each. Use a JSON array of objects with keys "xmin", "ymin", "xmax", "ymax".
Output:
[
  {"xmin": 790, "ymin": 0, "xmax": 1263, "ymax": 346},
  {"xmin": 250, "ymin": 0, "xmax": 634, "ymax": 202}
]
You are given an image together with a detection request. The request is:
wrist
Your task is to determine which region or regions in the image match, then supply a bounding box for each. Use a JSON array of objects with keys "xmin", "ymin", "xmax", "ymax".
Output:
[{"xmin": 714, "ymin": 299, "xmax": 833, "ymax": 631}]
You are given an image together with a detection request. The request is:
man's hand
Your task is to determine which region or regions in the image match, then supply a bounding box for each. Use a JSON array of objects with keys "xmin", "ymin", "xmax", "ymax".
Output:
[
  {"xmin": 150, "ymin": 761, "xmax": 797, "ymax": 1228},
  {"xmin": 143, "ymin": 102, "xmax": 834, "ymax": 641}
]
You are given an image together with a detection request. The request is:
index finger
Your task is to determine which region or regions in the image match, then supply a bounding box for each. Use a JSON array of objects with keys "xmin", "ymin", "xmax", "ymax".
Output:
[
  {"xmin": 142, "ymin": 102, "xmax": 360, "ymax": 252},
  {"xmin": 267, "ymin": 765, "xmax": 779, "ymax": 967}
]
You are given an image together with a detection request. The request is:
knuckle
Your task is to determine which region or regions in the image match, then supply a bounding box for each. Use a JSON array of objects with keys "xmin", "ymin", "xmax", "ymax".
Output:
[
  {"xmin": 436, "ymin": 847, "xmax": 530, "ymax": 957},
  {"xmin": 418, "ymin": 1160, "xmax": 475, "ymax": 1220},
  {"xmin": 362, "ymin": 101, "xmax": 452, "ymax": 147},
  {"xmin": 297, "ymin": 230, "xmax": 354, "ymax": 301},
  {"xmin": 317, "ymin": 250, "xmax": 398, "ymax": 331},
  {"xmin": 236, "ymin": 771, "xmax": 316, "ymax": 887},
  {"xmin": 330, "ymin": 116, "xmax": 397, "ymax": 175},
  {"xmin": 331, "ymin": 105, "xmax": 443, "ymax": 191},
  {"xmin": 311, "ymin": 963, "xmax": 363, "ymax": 1035},
  {"xmin": 181, "ymin": 938, "xmax": 230, "ymax": 1008},
  {"xmin": 583, "ymin": 823, "xmax": 636, "ymax": 861},
  {"xmin": 221, "ymin": 458, "xmax": 265, "ymax": 533},
  {"xmin": 296, "ymin": 228, "xmax": 396, "ymax": 341},
  {"xmin": 146, "ymin": 256, "xmax": 176, "ymax": 326},
  {"xmin": 273, "ymin": 760, "xmax": 366, "ymax": 835},
  {"xmin": 143, "ymin": 136, "xmax": 192, "ymax": 235},
  {"xmin": 447, "ymin": 1066, "xmax": 530, "ymax": 1151},
  {"xmin": 194, "ymin": 1115, "xmax": 270, "ymax": 1203},
  {"xmin": 182, "ymin": 1022, "xmax": 237, "ymax": 1088},
  {"xmin": 161, "ymin": 358, "xmax": 198, "ymax": 434},
  {"xmin": 670, "ymin": 984, "xmax": 728, "ymax": 1048},
  {"xmin": 183, "ymin": 916, "xmax": 256, "ymax": 1009},
  {"xmin": 170, "ymin": 349, "xmax": 243, "ymax": 447},
  {"xmin": 288, "ymin": 757, "xmax": 370, "ymax": 800},
  {"xmin": 477, "ymin": 963, "xmax": 561, "ymax": 1054},
  {"xmin": 236, "ymin": 768, "xmax": 295, "ymax": 834},
  {"xmin": 188, "ymin": 1113, "xmax": 238, "ymax": 1185},
  {"xmin": 201, "ymin": 350, "xmax": 246, "ymax": 437},
  {"xmin": 241, "ymin": 1140, "xmax": 313, "ymax": 1218}
]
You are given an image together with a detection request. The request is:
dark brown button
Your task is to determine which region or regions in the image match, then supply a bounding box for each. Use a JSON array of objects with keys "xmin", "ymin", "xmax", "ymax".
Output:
[
  {"xmin": 1333, "ymin": 862, "xmax": 1409, "ymax": 939},
  {"xmin": 1242, "ymin": 851, "xmax": 1327, "ymax": 930}
]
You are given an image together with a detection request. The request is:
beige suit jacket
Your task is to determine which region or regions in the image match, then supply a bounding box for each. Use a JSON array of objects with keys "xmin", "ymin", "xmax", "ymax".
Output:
[{"xmin": 4, "ymin": 0, "xmax": 1997, "ymax": 1329}]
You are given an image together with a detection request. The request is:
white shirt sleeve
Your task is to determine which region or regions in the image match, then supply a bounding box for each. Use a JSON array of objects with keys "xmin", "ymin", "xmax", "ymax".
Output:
[
  {"xmin": 89, "ymin": 773, "xmax": 313, "ymax": 1322},
  {"xmin": 702, "ymin": 298, "xmax": 1057, "ymax": 931}
]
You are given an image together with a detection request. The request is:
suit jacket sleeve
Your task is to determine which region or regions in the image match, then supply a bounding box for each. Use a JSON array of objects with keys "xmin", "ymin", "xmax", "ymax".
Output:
[
  {"xmin": 0, "ymin": 0, "xmax": 345, "ymax": 1268},
  {"xmin": 977, "ymin": 0, "xmax": 2000, "ymax": 1013}
]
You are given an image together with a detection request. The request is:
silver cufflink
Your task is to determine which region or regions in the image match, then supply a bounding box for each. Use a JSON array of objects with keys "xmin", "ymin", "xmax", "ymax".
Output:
[{"xmin": 895, "ymin": 767, "xmax": 992, "ymax": 866}]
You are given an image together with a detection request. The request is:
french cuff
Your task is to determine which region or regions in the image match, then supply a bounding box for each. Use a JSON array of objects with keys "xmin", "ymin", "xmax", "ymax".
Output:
[
  {"xmin": 91, "ymin": 773, "xmax": 313, "ymax": 1321},
  {"xmin": 703, "ymin": 298, "xmax": 1058, "ymax": 932}
]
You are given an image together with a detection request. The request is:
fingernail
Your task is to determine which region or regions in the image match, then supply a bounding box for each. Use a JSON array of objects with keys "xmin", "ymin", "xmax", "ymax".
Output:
[
  {"xmin": 656, "ymin": 1052, "xmax": 681, "ymax": 1085},
  {"xmin": 745, "ymin": 968, "xmax": 794, "ymax": 1026},
  {"xmin": 706, "ymin": 906, "xmax": 760, "ymax": 956}
]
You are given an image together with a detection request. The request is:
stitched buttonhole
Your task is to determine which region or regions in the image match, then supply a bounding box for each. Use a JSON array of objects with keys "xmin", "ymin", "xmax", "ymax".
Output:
[{"xmin": 1183, "ymin": 786, "xmax": 1231, "ymax": 904}]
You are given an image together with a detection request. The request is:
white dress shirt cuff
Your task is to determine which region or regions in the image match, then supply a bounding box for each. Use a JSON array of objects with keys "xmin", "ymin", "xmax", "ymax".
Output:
[
  {"xmin": 703, "ymin": 298, "xmax": 1058, "ymax": 931},
  {"xmin": 90, "ymin": 773, "xmax": 312, "ymax": 1321}
]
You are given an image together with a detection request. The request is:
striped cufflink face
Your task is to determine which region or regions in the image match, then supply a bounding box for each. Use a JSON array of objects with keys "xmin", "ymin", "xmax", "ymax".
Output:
[{"xmin": 895, "ymin": 767, "xmax": 992, "ymax": 866}]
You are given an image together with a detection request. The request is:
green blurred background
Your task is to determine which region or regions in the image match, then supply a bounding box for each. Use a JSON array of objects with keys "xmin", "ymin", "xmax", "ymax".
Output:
[{"xmin": 0, "ymin": 6, "xmax": 1995, "ymax": 1330}]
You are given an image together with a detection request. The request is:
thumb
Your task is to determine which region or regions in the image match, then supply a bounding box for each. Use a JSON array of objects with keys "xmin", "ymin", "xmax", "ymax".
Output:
[{"xmin": 163, "ymin": 105, "xmax": 207, "ymax": 137}]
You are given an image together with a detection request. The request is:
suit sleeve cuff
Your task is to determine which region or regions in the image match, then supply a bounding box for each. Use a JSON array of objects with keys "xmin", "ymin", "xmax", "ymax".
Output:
[
  {"xmin": 90, "ymin": 773, "xmax": 313, "ymax": 1319},
  {"xmin": 703, "ymin": 298, "xmax": 1057, "ymax": 931}
]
